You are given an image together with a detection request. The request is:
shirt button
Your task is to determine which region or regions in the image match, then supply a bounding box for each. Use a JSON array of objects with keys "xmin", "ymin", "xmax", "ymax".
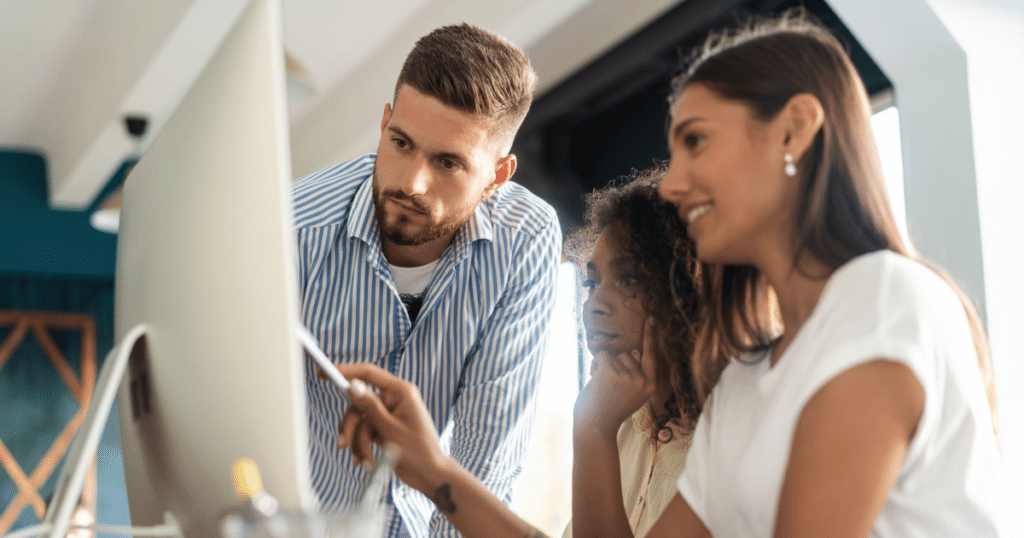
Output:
[{"xmin": 636, "ymin": 495, "xmax": 643, "ymax": 505}]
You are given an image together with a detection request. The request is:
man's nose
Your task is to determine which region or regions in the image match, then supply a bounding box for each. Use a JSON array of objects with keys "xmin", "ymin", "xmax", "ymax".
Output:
[{"xmin": 399, "ymin": 158, "xmax": 430, "ymax": 196}]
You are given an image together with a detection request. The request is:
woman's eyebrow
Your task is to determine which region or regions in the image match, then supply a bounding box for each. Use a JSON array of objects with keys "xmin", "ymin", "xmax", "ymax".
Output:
[
  {"xmin": 670, "ymin": 116, "xmax": 705, "ymax": 142},
  {"xmin": 609, "ymin": 255, "xmax": 639, "ymax": 269}
]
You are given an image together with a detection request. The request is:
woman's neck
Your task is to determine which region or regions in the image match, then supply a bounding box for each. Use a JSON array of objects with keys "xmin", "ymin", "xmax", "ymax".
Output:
[{"xmin": 759, "ymin": 249, "xmax": 833, "ymax": 365}]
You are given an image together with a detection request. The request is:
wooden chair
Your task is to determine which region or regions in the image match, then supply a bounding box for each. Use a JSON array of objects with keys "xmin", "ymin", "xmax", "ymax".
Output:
[{"xmin": 0, "ymin": 310, "xmax": 97, "ymax": 534}]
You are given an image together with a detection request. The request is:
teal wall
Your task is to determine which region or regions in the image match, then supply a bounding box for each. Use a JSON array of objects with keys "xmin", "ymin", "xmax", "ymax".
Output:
[
  {"xmin": 0, "ymin": 150, "xmax": 130, "ymax": 531},
  {"xmin": 0, "ymin": 151, "xmax": 119, "ymax": 278}
]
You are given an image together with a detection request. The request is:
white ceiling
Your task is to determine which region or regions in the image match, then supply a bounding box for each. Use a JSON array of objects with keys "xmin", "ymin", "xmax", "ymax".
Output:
[{"xmin": 0, "ymin": 0, "xmax": 683, "ymax": 211}]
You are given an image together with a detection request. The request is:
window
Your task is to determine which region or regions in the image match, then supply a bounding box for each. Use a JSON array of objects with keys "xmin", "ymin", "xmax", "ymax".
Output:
[
  {"xmin": 513, "ymin": 262, "xmax": 580, "ymax": 536},
  {"xmin": 870, "ymin": 105, "xmax": 909, "ymax": 245}
]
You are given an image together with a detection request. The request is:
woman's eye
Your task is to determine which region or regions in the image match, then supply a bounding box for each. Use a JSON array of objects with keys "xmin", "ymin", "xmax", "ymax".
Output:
[
  {"xmin": 618, "ymin": 274, "xmax": 640, "ymax": 287},
  {"xmin": 581, "ymin": 278, "xmax": 597, "ymax": 292},
  {"xmin": 684, "ymin": 133, "xmax": 705, "ymax": 150}
]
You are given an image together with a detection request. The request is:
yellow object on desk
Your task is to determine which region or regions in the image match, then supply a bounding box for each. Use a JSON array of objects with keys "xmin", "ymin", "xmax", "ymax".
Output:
[{"xmin": 232, "ymin": 458, "xmax": 266, "ymax": 500}]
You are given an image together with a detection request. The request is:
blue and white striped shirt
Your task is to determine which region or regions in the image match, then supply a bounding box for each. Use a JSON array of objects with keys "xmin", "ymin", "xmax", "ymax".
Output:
[{"xmin": 292, "ymin": 154, "xmax": 561, "ymax": 538}]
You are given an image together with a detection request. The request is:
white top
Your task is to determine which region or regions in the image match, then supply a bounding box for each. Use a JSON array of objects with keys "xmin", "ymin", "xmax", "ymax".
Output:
[
  {"xmin": 677, "ymin": 250, "xmax": 1010, "ymax": 537},
  {"xmin": 388, "ymin": 259, "xmax": 440, "ymax": 296},
  {"xmin": 563, "ymin": 406, "xmax": 691, "ymax": 538}
]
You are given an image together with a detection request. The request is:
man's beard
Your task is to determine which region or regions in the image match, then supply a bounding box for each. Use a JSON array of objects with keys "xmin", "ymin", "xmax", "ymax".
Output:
[{"xmin": 372, "ymin": 178, "xmax": 476, "ymax": 247}]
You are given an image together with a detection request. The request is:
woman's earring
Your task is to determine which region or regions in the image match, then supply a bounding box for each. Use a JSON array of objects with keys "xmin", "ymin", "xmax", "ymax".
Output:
[{"xmin": 784, "ymin": 153, "xmax": 797, "ymax": 177}]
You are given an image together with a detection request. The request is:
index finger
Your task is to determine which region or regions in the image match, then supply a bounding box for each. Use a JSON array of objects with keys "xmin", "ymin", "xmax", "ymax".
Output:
[
  {"xmin": 641, "ymin": 317, "xmax": 657, "ymax": 381},
  {"xmin": 344, "ymin": 379, "xmax": 402, "ymax": 440},
  {"xmin": 336, "ymin": 363, "xmax": 410, "ymax": 393}
]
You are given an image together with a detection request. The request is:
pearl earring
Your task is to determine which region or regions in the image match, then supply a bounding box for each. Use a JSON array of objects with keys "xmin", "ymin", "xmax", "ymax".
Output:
[{"xmin": 784, "ymin": 153, "xmax": 796, "ymax": 177}]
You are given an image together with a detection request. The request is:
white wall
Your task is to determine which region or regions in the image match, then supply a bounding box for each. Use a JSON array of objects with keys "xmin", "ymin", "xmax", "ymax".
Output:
[{"xmin": 927, "ymin": 0, "xmax": 1024, "ymax": 527}]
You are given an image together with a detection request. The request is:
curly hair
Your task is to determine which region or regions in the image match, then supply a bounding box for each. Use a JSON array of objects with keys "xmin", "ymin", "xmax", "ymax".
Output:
[{"xmin": 566, "ymin": 165, "xmax": 703, "ymax": 439}]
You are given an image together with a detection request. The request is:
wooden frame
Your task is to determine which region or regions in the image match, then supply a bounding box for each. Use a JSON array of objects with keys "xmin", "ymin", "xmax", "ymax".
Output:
[{"xmin": 0, "ymin": 310, "xmax": 97, "ymax": 534}]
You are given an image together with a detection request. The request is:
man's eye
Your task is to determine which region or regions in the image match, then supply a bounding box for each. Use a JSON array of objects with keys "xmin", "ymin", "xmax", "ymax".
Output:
[
  {"xmin": 440, "ymin": 159, "xmax": 457, "ymax": 170},
  {"xmin": 581, "ymin": 278, "xmax": 597, "ymax": 292},
  {"xmin": 393, "ymin": 138, "xmax": 407, "ymax": 149}
]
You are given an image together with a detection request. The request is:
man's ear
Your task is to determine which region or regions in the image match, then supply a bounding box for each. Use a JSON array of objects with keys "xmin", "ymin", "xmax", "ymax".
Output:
[
  {"xmin": 482, "ymin": 154, "xmax": 517, "ymax": 199},
  {"xmin": 380, "ymin": 103, "xmax": 393, "ymax": 134},
  {"xmin": 781, "ymin": 93, "xmax": 825, "ymax": 158}
]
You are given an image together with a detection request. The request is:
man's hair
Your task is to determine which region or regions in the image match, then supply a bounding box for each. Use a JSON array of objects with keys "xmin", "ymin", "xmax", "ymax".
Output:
[{"xmin": 395, "ymin": 23, "xmax": 537, "ymax": 153}]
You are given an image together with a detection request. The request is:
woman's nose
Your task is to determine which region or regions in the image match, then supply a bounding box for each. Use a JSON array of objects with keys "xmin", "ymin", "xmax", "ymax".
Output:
[
  {"xmin": 658, "ymin": 160, "xmax": 690, "ymax": 205},
  {"xmin": 583, "ymin": 289, "xmax": 610, "ymax": 318}
]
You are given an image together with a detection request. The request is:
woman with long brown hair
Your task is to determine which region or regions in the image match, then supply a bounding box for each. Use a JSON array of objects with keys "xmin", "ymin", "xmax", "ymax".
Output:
[{"xmin": 587, "ymin": 10, "xmax": 1007, "ymax": 537}]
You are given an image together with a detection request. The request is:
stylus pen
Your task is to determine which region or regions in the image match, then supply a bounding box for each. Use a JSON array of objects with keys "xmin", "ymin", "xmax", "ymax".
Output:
[
  {"xmin": 354, "ymin": 443, "xmax": 401, "ymax": 511},
  {"xmin": 294, "ymin": 322, "xmax": 351, "ymax": 400}
]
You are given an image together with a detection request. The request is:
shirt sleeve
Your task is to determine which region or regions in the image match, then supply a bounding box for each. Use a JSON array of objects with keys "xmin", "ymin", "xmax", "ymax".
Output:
[{"xmin": 427, "ymin": 215, "xmax": 562, "ymax": 537}]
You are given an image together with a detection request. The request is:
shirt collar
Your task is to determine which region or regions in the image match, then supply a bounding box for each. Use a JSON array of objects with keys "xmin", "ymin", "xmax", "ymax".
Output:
[
  {"xmin": 346, "ymin": 174, "xmax": 379, "ymax": 245},
  {"xmin": 455, "ymin": 200, "xmax": 493, "ymax": 246}
]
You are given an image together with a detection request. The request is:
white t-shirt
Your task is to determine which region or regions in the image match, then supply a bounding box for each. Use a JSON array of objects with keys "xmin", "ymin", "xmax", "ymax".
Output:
[
  {"xmin": 388, "ymin": 259, "xmax": 439, "ymax": 296},
  {"xmin": 389, "ymin": 259, "xmax": 439, "ymax": 323},
  {"xmin": 677, "ymin": 250, "xmax": 1009, "ymax": 537}
]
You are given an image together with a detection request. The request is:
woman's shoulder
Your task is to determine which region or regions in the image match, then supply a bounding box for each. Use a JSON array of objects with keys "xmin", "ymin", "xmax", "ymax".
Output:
[
  {"xmin": 796, "ymin": 250, "xmax": 973, "ymax": 400},
  {"xmin": 824, "ymin": 250, "xmax": 960, "ymax": 314}
]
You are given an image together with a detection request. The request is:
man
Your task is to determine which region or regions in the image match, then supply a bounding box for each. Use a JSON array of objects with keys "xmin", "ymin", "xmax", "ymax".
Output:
[{"xmin": 291, "ymin": 23, "xmax": 561, "ymax": 537}]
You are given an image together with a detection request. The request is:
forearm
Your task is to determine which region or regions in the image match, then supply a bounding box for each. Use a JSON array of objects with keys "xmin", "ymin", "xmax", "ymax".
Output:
[
  {"xmin": 571, "ymin": 426, "xmax": 634, "ymax": 538},
  {"xmin": 421, "ymin": 457, "xmax": 547, "ymax": 538},
  {"xmin": 334, "ymin": 363, "xmax": 546, "ymax": 537}
]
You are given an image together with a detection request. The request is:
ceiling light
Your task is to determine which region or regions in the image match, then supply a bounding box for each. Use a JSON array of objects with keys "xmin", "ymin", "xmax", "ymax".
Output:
[
  {"xmin": 89, "ymin": 188, "xmax": 123, "ymax": 234},
  {"xmin": 90, "ymin": 116, "xmax": 146, "ymax": 234}
]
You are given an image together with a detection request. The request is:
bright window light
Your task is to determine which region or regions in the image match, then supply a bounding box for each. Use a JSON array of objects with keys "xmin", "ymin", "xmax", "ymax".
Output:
[
  {"xmin": 514, "ymin": 261, "xmax": 579, "ymax": 536},
  {"xmin": 871, "ymin": 105, "xmax": 909, "ymax": 246}
]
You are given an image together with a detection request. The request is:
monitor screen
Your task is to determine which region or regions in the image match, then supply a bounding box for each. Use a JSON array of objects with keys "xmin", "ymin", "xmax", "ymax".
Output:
[{"xmin": 111, "ymin": 0, "xmax": 313, "ymax": 535}]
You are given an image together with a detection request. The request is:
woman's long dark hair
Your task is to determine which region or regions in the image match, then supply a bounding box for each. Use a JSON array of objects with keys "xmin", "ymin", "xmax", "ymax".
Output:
[
  {"xmin": 566, "ymin": 165, "xmax": 703, "ymax": 439},
  {"xmin": 670, "ymin": 10, "xmax": 997, "ymax": 432}
]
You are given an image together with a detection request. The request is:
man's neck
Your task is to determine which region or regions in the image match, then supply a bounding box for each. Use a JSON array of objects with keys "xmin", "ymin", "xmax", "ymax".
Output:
[{"xmin": 381, "ymin": 233, "xmax": 455, "ymax": 267}]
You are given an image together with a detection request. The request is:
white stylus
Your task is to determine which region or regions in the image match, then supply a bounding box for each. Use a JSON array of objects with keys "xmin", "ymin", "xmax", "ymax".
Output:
[{"xmin": 294, "ymin": 322, "xmax": 351, "ymax": 400}]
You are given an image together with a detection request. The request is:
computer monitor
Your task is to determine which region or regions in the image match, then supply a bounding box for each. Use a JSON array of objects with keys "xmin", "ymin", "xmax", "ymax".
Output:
[{"xmin": 111, "ymin": 0, "xmax": 311, "ymax": 535}]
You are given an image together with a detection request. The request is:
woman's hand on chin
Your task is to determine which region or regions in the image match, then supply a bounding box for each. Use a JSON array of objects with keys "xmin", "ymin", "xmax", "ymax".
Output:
[{"xmin": 574, "ymin": 317, "xmax": 658, "ymax": 440}]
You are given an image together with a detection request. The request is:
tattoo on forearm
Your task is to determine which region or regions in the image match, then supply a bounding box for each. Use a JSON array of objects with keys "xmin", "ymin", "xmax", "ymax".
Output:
[{"xmin": 430, "ymin": 483, "xmax": 457, "ymax": 514}]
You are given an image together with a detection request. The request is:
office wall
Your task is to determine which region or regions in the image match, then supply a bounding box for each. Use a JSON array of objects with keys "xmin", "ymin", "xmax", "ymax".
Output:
[
  {"xmin": 0, "ymin": 150, "xmax": 118, "ymax": 278},
  {"xmin": 0, "ymin": 150, "xmax": 130, "ymax": 530}
]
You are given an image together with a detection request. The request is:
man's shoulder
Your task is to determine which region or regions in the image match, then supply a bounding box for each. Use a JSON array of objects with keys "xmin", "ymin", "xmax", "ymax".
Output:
[
  {"xmin": 484, "ymin": 181, "xmax": 560, "ymax": 239},
  {"xmin": 292, "ymin": 154, "xmax": 375, "ymax": 229}
]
